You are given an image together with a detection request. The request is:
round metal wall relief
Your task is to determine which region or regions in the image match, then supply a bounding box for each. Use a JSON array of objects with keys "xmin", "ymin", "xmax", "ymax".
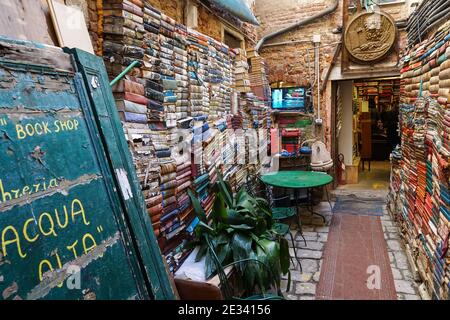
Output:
[{"xmin": 344, "ymin": 11, "xmax": 397, "ymax": 63}]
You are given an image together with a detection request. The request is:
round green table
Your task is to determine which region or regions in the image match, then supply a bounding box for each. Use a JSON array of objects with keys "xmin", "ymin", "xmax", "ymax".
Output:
[
  {"xmin": 261, "ymin": 171, "xmax": 333, "ymax": 222},
  {"xmin": 260, "ymin": 171, "xmax": 333, "ymax": 189}
]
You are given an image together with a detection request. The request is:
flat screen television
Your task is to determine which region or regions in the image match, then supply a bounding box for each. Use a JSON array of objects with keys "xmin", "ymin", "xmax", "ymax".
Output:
[{"xmin": 272, "ymin": 87, "xmax": 306, "ymax": 110}]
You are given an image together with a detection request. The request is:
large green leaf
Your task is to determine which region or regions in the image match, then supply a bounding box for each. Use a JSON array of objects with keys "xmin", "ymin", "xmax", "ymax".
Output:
[
  {"xmin": 255, "ymin": 246, "xmax": 271, "ymax": 291},
  {"xmin": 184, "ymin": 239, "xmax": 201, "ymax": 251},
  {"xmin": 257, "ymin": 238, "xmax": 281, "ymax": 288},
  {"xmin": 250, "ymin": 233, "xmax": 267, "ymax": 253},
  {"xmin": 205, "ymin": 236, "xmax": 223, "ymax": 279},
  {"xmin": 195, "ymin": 243, "xmax": 208, "ymax": 262},
  {"xmin": 205, "ymin": 249, "xmax": 217, "ymax": 279},
  {"xmin": 225, "ymin": 209, "xmax": 246, "ymax": 225},
  {"xmin": 241, "ymin": 252, "xmax": 259, "ymax": 292},
  {"xmin": 188, "ymin": 188, "xmax": 207, "ymax": 223},
  {"xmin": 230, "ymin": 224, "xmax": 254, "ymax": 230},
  {"xmin": 198, "ymin": 221, "xmax": 214, "ymax": 233},
  {"xmin": 224, "ymin": 180, "xmax": 233, "ymax": 199},
  {"xmin": 217, "ymin": 171, "xmax": 233, "ymax": 207},
  {"xmin": 235, "ymin": 189, "xmax": 252, "ymax": 204},
  {"xmin": 231, "ymin": 232, "xmax": 253, "ymax": 272},
  {"xmin": 255, "ymin": 197, "xmax": 269, "ymax": 206},
  {"xmin": 279, "ymin": 237, "xmax": 291, "ymax": 275},
  {"xmin": 235, "ymin": 187, "xmax": 247, "ymax": 205},
  {"xmin": 215, "ymin": 232, "xmax": 230, "ymax": 245},
  {"xmin": 237, "ymin": 199, "xmax": 256, "ymax": 216},
  {"xmin": 258, "ymin": 239, "xmax": 278, "ymax": 263},
  {"xmin": 213, "ymin": 192, "xmax": 227, "ymax": 221},
  {"xmin": 216, "ymin": 243, "xmax": 230, "ymax": 264},
  {"xmin": 257, "ymin": 205, "xmax": 272, "ymax": 219},
  {"xmin": 194, "ymin": 225, "xmax": 204, "ymax": 238},
  {"xmin": 243, "ymin": 215, "xmax": 258, "ymax": 226},
  {"xmin": 255, "ymin": 197, "xmax": 271, "ymax": 215},
  {"xmin": 254, "ymin": 217, "xmax": 268, "ymax": 236}
]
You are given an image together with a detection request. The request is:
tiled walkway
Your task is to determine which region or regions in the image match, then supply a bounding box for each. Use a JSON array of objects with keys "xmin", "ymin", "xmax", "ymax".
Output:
[{"xmin": 282, "ymin": 174, "xmax": 421, "ymax": 300}]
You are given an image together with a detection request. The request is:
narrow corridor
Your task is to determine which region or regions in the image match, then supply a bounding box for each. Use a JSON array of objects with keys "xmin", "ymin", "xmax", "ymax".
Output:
[
  {"xmin": 282, "ymin": 162, "xmax": 421, "ymax": 300},
  {"xmin": 2, "ymin": 0, "xmax": 448, "ymax": 304}
]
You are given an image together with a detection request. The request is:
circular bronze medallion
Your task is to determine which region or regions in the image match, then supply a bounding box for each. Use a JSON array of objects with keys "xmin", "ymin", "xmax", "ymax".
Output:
[{"xmin": 344, "ymin": 11, "xmax": 397, "ymax": 63}]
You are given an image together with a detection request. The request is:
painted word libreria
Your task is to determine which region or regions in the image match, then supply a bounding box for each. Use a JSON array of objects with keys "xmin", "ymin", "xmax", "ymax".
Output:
[{"xmin": 0, "ymin": 178, "xmax": 59, "ymax": 204}]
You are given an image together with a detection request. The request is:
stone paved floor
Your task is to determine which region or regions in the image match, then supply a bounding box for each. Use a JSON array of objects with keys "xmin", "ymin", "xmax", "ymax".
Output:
[
  {"xmin": 381, "ymin": 208, "xmax": 421, "ymax": 300},
  {"xmin": 281, "ymin": 189, "xmax": 421, "ymax": 300},
  {"xmin": 280, "ymin": 202, "xmax": 333, "ymax": 300}
]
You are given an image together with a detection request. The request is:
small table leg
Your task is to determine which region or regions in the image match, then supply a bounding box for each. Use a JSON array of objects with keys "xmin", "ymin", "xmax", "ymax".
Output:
[
  {"xmin": 325, "ymin": 186, "xmax": 333, "ymax": 212},
  {"xmin": 307, "ymin": 188, "xmax": 326, "ymax": 223},
  {"xmin": 294, "ymin": 189, "xmax": 301, "ymax": 228},
  {"xmin": 293, "ymin": 189, "xmax": 307, "ymax": 247},
  {"xmin": 292, "ymin": 189, "xmax": 305, "ymax": 272}
]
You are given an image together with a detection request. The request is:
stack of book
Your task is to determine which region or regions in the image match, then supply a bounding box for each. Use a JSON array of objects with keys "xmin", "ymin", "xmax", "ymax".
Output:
[
  {"xmin": 143, "ymin": 4, "xmax": 164, "ymax": 126},
  {"xmin": 208, "ymin": 40, "xmax": 223, "ymax": 121},
  {"xmin": 233, "ymin": 48, "xmax": 251, "ymax": 93},
  {"xmin": 105, "ymin": 0, "xmax": 146, "ymax": 125},
  {"xmin": 388, "ymin": 19, "xmax": 450, "ymax": 299},
  {"xmin": 203, "ymin": 128, "xmax": 220, "ymax": 184},
  {"xmin": 159, "ymin": 14, "xmax": 177, "ymax": 129},
  {"xmin": 244, "ymin": 93, "xmax": 269, "ymax": 129},
  {"xmin": 247, "ymin": 49, "xmax": 271, "ymax": 100},
  {"xmin": 99, "ymin": 1, "xmax": 276, "ymax": 274},
  {"xmin": 174, "ymin": 23, "xmax": 190, "ymax": 123},
  {"xmin": 103, "ymin": 0, "xmax": 145, "ymax": 77},
  {"xmin": 187, "ymin": 28, "xmax": 210, "ymax": 119},
  {"xmin": 221, "ymin": 43, "xmax": 234, "ymax": 116}
]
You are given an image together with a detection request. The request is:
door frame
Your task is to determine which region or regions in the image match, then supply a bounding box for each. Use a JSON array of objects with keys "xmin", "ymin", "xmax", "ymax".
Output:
[
  {"xmin": 69, "ymin": 48, "xmax": 175, "ymax": 300},
  {"xmin": 330, "ymin": 80, "xmax": 339, "ymax": 189}
]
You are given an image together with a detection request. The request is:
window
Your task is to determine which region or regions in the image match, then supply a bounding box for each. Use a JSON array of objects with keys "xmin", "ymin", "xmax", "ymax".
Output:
[{"xmin": 223, "ymin": 30, "xmax": 243, "ymax": 50}]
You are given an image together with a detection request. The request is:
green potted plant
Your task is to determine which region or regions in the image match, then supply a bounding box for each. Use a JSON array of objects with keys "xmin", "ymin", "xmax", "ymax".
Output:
[{"xmin": 187, "ymin": 171, "xmax": 291, "ymax": 298}]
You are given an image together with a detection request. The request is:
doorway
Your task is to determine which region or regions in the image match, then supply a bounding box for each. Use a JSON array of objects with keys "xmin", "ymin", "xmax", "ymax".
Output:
[{"xmin": 335, "ymin": 77, "xmax": 400, "ymax": 190}]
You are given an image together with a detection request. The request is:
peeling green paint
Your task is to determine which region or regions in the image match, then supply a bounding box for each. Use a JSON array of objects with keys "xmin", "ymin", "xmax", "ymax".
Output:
[{"xmin": 0, "ymin": 39, "xmax": 155, "ymax": 300}]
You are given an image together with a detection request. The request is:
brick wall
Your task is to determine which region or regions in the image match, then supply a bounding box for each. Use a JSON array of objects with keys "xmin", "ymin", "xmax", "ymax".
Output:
[
  {"xmin": 197, "ymin": 4, "xmax": 223, "ymax": 41},
  {"xmin": 255, "ymin": 0, "xmax": 410, "ymax": 148},
  {"xmin": 146, "ymin": 0, "xmax": 184, "ymax": 23},
  {"xmin": 256, "ymin": 0, "xmax": 342, "ymax": 86},
  {"xmin": 83, "ymin": 0, "xmax": 100, "ymax": 54},
  {"xmin": 255, "ymin": 0, "xmax": 342, "ymax": 147},
  {"xmin": 255, "ymin": 0, "xmax": 410, "ymax": 85}
]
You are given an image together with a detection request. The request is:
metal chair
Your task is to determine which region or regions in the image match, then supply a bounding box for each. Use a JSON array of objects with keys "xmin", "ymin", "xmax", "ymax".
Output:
[
  {"xmin": 267, "ymin": 187, "xmax": 306, "ymax": 273},
  {"xmin": 245, "ymin": 174, "xmax": 306, "ymax": 273}
]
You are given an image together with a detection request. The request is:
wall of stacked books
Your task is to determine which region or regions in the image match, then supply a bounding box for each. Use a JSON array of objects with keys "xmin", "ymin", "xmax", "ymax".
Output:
[
  {"xmin": 388, "ymin": 19, "xmax": 450, "ymax": 300},
  {"xmin": 99, "ymin": 0, "xmax": 271, "ymax": 273}
]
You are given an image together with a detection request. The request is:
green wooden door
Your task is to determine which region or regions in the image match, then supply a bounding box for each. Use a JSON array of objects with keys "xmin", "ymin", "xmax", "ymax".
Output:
[
  {"xmin": 68, "ymin": 48, "xmax": 175, "ymax": 300},
  {"xmin": 0, "ymin": 37, "xmax": 172, "ymax": 299}
]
